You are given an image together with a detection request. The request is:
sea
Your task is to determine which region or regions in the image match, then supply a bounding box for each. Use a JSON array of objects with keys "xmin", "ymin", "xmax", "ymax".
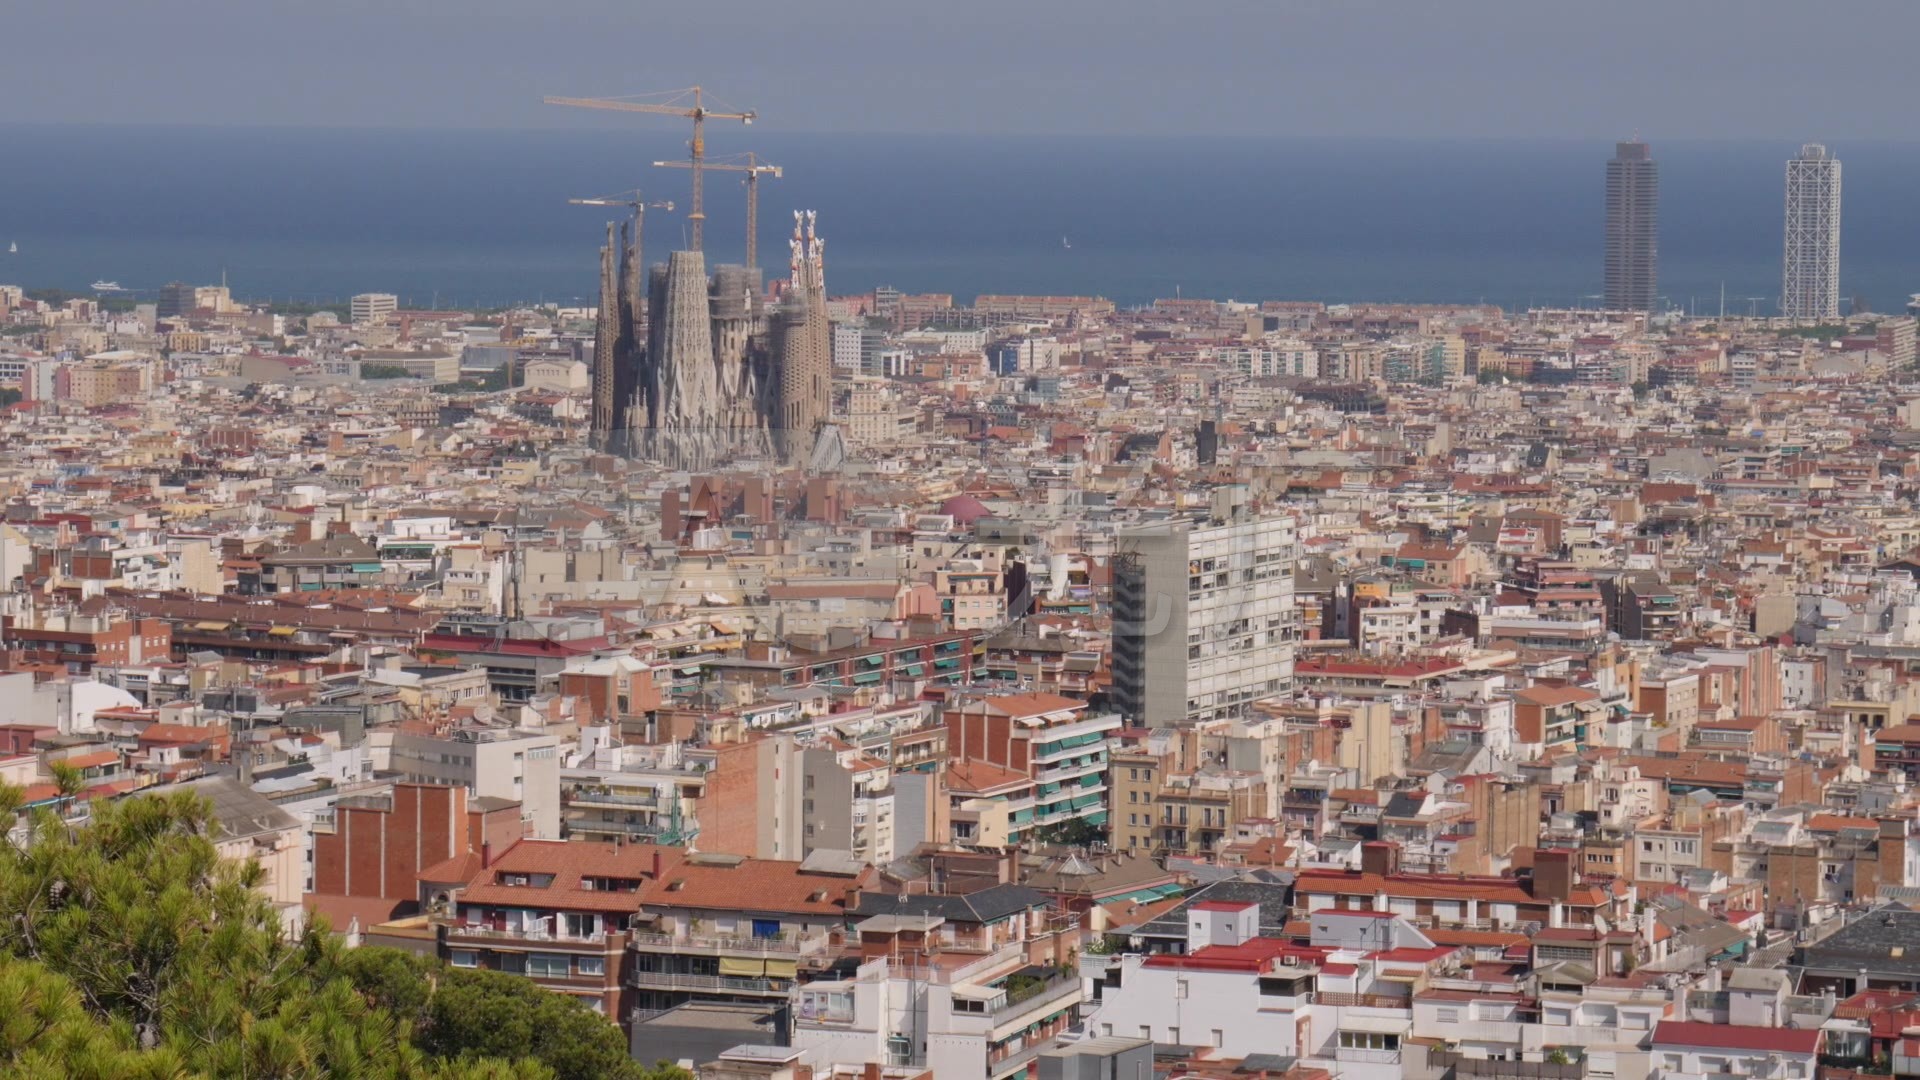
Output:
[{"xmin": 1, "ymin": 124, "xmax": 1915, "ymax": 314}]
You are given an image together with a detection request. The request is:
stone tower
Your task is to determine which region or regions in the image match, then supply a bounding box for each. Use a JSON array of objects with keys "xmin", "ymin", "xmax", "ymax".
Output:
[
  {"xmin": 647, "ymin": 250, "xmax": 725, "ymax": 470},
  {"xmin": 774, "ymin": 211, "xmax": 831, "ymax": 464},
  {"xmin": 590, "ymin": 217, "xmax": 644, "ymax": 452},
  {"xmin": 709, "ymin": 264, "xmax": 770, "ymax": 458}
]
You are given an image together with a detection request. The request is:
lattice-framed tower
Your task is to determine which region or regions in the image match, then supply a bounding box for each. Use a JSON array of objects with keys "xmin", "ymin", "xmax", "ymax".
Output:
[{"xmin": 1783, "ymin": 143, "xmax": 1842, "ymax": 320}]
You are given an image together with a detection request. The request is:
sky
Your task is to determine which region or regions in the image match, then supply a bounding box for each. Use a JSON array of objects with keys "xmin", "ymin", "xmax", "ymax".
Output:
[{"xmin": 9, "ymin": 0, "xmax": 1920, "ymax": 139}]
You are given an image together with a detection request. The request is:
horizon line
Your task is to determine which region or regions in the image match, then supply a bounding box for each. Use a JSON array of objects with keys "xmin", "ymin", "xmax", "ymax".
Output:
[{"xmin": 0, "ymin": 120, "xmax": 1916, "ymax": 147}]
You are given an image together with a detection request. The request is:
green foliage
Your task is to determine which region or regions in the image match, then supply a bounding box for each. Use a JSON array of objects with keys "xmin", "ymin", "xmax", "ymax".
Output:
[
  {"xmin": 1778, "ymin": 323, "xmax": 1850, "ymax": 341},
  {"xmin": 267, "ymin": 300, "xmax": 352, "ymax": 319},
  {"xmin": 360, "ymin": 364, "xmax": 420, "ymax": 380},
  {"xmin": 434, "ymin": 369, "xmax": 509, "ymax": 394},
  {"xmin": 0, "ymin": 785, "xmax": 636, "ymax": 1079},
  {"xmin": 1030, "ymin": 817, "xmax": 1105, "ymax": 848},
  {"xmin": 0, "ymin": 387, "xmax": 19, "ymax": 407},
  {"xmin": 344, "ymin": 950, "xmax": 646, "ymax": 1080}
]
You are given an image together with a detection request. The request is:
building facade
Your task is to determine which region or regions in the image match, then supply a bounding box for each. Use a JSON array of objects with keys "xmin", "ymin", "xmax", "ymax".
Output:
[
  {"xmin": 1782, "ymin": 143, "xmax": 1842, "ymax": 319},
  {"xmin": 1604, "ymin": 141, "xmax": 1658, "ymax": 313},
  {"xmin": 1113, "ymin": 506, "xmax": 1299, "ymax": 727}
]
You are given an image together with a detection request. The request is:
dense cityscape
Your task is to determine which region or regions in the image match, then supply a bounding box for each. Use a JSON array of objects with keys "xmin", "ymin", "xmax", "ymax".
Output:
[{"xmin": 4, "ymin": 99, "xmax": 1920, "ymax": 1080}]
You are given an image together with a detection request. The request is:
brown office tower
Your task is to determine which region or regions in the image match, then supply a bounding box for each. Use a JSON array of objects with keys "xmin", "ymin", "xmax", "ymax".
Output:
[
  {"xmin": 774, "ymin": 211, "xmax": 832, "ymax": 464},
  {"xmin": 1604, "ymin": 141, "xmax": 1658, "ymax": 313}
]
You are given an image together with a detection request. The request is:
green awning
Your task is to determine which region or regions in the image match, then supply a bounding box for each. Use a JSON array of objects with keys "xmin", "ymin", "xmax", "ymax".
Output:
[
  {"xmin": 901, "ymin": 664, "xmax": 924, "ymax": 676},
  {"xmin": 934, "ymin": 658, "xmax": 958, "ymax": 670},
  {"xmin": 1107, "ymin": 887, "xmax": 1167, "ymax": 905},
  {"xmin": 862, "ymin": 655, "xmax": 884, "ymax": 666},
  {"xmin": 853, "ymin": 671, "xmax": 882, "ymax": 685}
]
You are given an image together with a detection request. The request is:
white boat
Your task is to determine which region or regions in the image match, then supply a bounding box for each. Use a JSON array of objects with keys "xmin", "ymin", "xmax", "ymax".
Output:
[
  {"xmin": 91, "ymin": 280, "xmax": 122, "ymax": 291},
  {"xmin": 6, "ymin": 242, "xmax": 14, "ymax": 254}
]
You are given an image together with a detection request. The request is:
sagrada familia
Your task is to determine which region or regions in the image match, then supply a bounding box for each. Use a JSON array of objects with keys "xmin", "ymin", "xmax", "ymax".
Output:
[{"xmin": 590, "ymin": 210, "xmax": 836, "ymax": 470}]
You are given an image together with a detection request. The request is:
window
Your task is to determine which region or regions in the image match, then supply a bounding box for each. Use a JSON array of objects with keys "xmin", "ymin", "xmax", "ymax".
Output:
[
  {"xmin": 450, "ymin": 950, "xmax": 478, "ymax": 969},
  {"xmin": 1436, "ymin": 1007, "xmax": 1461, "ymax": 1023},
  {"xmin": 576, "ymin": 955, "xmax": 605, "ymax": 977},
  {"xmin": 526, "ymin": 953, "xmax": 569, "ymax": 978}
]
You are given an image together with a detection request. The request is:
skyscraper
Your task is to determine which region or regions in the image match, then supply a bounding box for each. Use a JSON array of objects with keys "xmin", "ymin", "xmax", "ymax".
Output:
[
  {"xmin": 155, "ymin": 281, "xmax": 196, "ymax": 320},
  {"xmin": 1603, "ymin": 141, "xmax": 1658, "ymax": 313},
  {"xmin": 1783, "ymin": 143, "xmax": 1842, "ymax": 320}
]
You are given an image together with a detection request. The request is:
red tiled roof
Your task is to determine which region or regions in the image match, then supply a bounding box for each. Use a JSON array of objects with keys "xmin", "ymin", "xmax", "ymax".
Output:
[
  {"xmin": 1295, "ymin": 869, "xmax": 1613, "ymax": 908},
  {"xmin": 1652, "ymin": 1021, "xmax": 1819, "ymax": 1054}
]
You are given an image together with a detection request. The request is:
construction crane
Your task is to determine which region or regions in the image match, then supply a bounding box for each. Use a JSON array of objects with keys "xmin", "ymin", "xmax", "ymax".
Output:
[
  {"xmin": 652, "ymin": 152, "xmax": 782, "ymax": 270},
  {"xmin": 545, "ymin": 87, "xmax": 755, "ymax": 253},
  {"xmin": 567, "ymin": 189, "xmax": 675, "ymax": 245},
  {"xmin": 567, "ymin": 192, "xmax": 674, "ymax": 213},
  {"xmin": 566, "ymin": 189, "xmax": 675, "ymax": 286}
]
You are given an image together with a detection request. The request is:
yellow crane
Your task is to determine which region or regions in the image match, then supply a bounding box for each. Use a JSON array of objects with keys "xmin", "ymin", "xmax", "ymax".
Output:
[
  {"xmin": 545, "ymin": 87, "xmax": 756, "ymax": 253},
  {"xmin": 652, "ymin": 152, "xmax": 782, "ymax": 270}
]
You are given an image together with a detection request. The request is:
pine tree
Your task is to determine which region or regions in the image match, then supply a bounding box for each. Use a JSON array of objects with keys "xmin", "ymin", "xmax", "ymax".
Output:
[{"xmin": 0, "ymin": 783, "xmax": 648, "ymax": 1079}]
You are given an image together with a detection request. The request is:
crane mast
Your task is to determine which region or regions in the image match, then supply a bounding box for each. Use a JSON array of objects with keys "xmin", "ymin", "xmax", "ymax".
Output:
[{"xmin": 653, "ymin": 152, "xmax": 782, "ymax": 269}]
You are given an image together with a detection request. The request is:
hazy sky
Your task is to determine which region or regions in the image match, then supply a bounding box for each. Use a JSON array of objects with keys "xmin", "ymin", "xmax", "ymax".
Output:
[{"xmin": 10, "ymin": 0, "xmax": 1919, "ymax": 139}]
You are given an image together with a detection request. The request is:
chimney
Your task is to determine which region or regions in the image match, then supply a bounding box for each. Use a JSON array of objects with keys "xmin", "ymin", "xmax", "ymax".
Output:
[
  {"xmin": 652, "ymin": 848, "xmax": 664, "ymax": 879},
  {"xmin": 1533, "ymin": 848, "xmax": 1576, "ymax": 903},
  {"xmin": 864, "ymin": 1063, "xmax": 881, "ymax": 1080},
  {"xmin": 480, "ymin": 840, "xmax": 492, "ymax": 869},
  {"xmin": 1360, "ymin": 841, "xmax": 1401, "ymax": 877}
]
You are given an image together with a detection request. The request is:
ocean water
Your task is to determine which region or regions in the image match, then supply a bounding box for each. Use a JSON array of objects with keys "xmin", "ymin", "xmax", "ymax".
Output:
[{"xmin": 0, "ymin": 125, "xmax": 1914, "ymax": 313}]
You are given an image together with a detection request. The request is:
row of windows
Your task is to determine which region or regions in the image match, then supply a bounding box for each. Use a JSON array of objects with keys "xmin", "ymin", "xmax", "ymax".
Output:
[{"xmin": 449, "ymin": 950, "xmax": 605, "ymax": 978}]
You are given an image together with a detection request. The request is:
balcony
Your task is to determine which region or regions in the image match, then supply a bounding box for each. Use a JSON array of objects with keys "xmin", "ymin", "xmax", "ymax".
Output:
[
  {"xmin": 443, "ymin": 923, "xmax": 618, "ymax": 949},
  {"xmin": 992, "ymin": 973, "xmax": 1082, "ymax": 1024},
  {"xmin": 629, "ymin": 970, "xmax": 790, "ymax": 995},
  {"xmin": 629, "ymin": 929, "xmax": 831, "ymax": 957},
  {"xmin": 566, "ymin": 788, "xmax": 664, "ymax": 810},
  {"xmin": 1319, "ymin": 992, "xmax": 1408, "ymax": 1008},
  {"xmin": 1336, "ymin": 1048, "xmax": 1403, "ymax": 1066},
  {"xmin": 1429, "ymin": 1050, "xmax": 1582, "ymax": 1080}
]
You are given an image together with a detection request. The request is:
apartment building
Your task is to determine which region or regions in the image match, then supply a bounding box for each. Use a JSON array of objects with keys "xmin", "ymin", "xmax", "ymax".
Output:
[
  {"xmin": 1, "ymin": 608, "xmax": 171, "ymax": 675},
  {"xmin": 387, "ymin": 727, "xmax": 561, "ymax": 839},
  {"xmin": 795, "ymin": 884, "xmax": 1083, "ymax": 1079},
  {"xmin": 1112, "ymin": 502, "xmax": 1299, "ymax": 726},
  {"xmin": 943, "ymin": 692, "xmax": 1120, "ymax": 841}
]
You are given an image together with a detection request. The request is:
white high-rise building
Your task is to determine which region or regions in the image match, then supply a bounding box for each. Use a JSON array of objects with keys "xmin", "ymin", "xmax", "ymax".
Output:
[
  {"xmin": 350, "ymin": 292, "xmax": 398, "ymax": 326},
  {"xmin": 1782, "ymin": 143, "xmax": 1842, "ymax": 320},
  {"xmin": 1112, "ymin": 493, "xmax": 1299, "ymax": 727}
]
